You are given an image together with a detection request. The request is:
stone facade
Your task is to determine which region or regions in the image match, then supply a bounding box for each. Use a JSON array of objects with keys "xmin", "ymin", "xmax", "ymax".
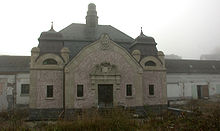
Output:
[
  {"xmin": 30, "ymin": 32, "xmax": 166, "ymax": 118},
  {"xmin": 30, "ymin": 70, "xmax": 63, "ymax": 109},
  {"xmin": 65, "ymin": 34, "xmax": 144, "ymax": 109},
  {"xmin": 29, "ymin": 49, "xmax": 65, "ymax": 109},
  {"xmin": 28, "ymin": 3, "xmax": 167, "ymax": 119},
  {"xmin": 143, "ymin": 71, "xmax": 167, "ymax": 105}
]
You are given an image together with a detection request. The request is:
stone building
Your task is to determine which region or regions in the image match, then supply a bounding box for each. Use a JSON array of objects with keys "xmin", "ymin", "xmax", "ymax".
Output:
[
  {"xmin": 0, "ymin": 3, "xmax": 220, "ymax": 119},
  {"xmin": 29, "ymin": 3, "xmax": 167, "ymax": 119}
]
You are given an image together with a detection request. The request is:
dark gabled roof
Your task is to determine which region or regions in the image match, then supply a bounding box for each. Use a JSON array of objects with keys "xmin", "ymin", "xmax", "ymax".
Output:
[
  {"xmin": 59, "ymin": 23, "xmax": 134, "ymax": 43},
  {"xmin": 39, "ymin": 27, "xmax": 63, "ymax": 40},
  {"xmin": 129, "ymin": 30, "xmax": 158, "ymax": 57},
  {"xmin": 60, "ymin": 23, "xmax": 134, "ymax": 59},
  {"xmin": 64, "ymin": 41, "xmax": 91, "ymax": 59},
  {"xmin": 0, "ymin": 56, "xmax": 30, "ymax": 74},
  {"xmin": 130, "ymin": 31, "xmax": 157, "ymax": 48},
  {"xmin": 165, "ymin": 59, "xmax": 220, "ymax": 74}
]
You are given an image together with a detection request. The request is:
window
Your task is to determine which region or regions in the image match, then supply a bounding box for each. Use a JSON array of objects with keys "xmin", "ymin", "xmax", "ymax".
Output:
[
  {"xmin": 77, "ymin": 85, "xmax": 83, "ymax": 97},
  {"xmin": 126, "ymin": 84, "xmax": 132, "ymax": 96},
  {"xmin": 145, "ymin": 61, "xmax": 156, "ymax": 66},
  {"xmin": 149, "ymin": 85, "xmax": 154, "ymax": 95},
  {"xmin": 43, "ymin": 59, "xmax": 57, "ymax": 65},
  {"xmin": 21, "ymin": 84, "xmax": 30, "ymax": 95},
  {"xmin": 47, "ymin": 85, "xmax": 53, "ymax": 98}
]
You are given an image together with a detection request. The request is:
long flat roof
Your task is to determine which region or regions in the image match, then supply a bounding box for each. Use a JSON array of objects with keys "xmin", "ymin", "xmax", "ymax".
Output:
[{"xmin": 1, "ymin": 56, "xmax": 220, "ymax": 74}]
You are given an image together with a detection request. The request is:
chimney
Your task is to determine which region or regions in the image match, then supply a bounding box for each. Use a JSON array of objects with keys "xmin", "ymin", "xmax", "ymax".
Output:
[{"xmin": 86, "ymin": 3, "xmax": 98, "ymax": 27}]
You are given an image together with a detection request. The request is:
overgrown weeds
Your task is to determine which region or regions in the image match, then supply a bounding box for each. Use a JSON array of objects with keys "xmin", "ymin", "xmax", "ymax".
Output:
[
  {"xmin": 0, "ymin": 109, "xmax": 29, "ymax": 130},
  {"xmin": 46, "ymin": 108, "xmax": 137, "ymax": 131},
  {"xmin": 0, "ymin": 101, "xmax": 220, "ymax": 130}
]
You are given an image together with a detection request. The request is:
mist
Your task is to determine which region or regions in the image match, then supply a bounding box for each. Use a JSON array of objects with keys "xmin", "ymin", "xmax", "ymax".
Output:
[{"xmin": 0, "ymin": 0, "xmax": 220, "ymax": 59}]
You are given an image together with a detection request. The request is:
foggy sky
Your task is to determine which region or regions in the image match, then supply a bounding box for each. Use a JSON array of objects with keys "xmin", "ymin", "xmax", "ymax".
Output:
[{"xmin": 0, "ymin": 0, "xmax": 220, "ymax": 59}]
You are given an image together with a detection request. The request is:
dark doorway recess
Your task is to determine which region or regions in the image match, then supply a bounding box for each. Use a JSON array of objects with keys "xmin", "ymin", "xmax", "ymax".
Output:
[
  {"xmin": 197, "ymin": 85, "xmax": 209, "ymax": 99},
  {"xmin": 98, "ymin": 84, "xmax": 113, "ymax": 108}
]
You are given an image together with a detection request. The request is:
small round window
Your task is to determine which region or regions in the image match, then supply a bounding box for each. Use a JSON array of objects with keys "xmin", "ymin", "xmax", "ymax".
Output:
[
  {"xmin": 145, "ymin": 61, "xmax": 156, "ymax": 66},
  {"xmin": 43, "ymin": 59, "xmax": 57, "ymax": 65}
]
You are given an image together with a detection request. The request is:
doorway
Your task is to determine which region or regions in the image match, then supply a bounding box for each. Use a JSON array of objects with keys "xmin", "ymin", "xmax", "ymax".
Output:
[
  {"xmin": 98, "ymin": 84, "xmax": 113, "ymax": 108},
  {"xmin": 197, "ymin": 85, "xmax": 209, "ymax": 99}
]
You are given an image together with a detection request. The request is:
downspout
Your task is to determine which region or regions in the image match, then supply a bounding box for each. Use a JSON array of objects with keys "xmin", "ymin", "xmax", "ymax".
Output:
[
  {"xmin": 60, "ymin": 43, "xmax": 70, "ymax": 119},
  {"xmin": 61, "ymin": 63, "xmax": 68, "ymax": 118}
]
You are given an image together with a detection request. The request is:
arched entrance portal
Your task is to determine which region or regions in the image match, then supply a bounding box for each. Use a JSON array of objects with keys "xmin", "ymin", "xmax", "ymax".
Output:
[{"xmin": 90, "ymin": 62, "xmax": 121, "ymax": 108}]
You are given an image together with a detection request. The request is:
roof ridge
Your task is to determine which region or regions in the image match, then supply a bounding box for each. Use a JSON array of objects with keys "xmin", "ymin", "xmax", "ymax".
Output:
[
  {"xmin": 108, "ymin": 25, "xmax": 134, "ymax": 40},
  {"xmin": 59, "ymin": 23, "xmax": 108, "ymax": 32},
  {"xmin": 59, "ymin": 23, "xmax": 85, "ymax": 32}
]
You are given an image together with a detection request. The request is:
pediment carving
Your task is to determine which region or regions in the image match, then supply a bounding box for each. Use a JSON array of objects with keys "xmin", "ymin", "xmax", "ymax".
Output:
[
  {"xmin": 90, "ymin": 62, "xmax": 119, "ymax": 75},
  {"xmin": 100, "ymin": 34, "xmax": 111, "ymax": 50},
  {"xmin": 90, "ymin": 62, "xmax": 121, "ymax": 86}
]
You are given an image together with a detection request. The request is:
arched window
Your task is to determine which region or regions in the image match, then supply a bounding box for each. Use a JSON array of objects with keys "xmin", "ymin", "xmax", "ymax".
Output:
[
  {"xmin": 43, "ymin": 59, "xmax": 57, "ymax": 65},
  {"xmin": 145, "ymin": 61, "xmax": 156, "ymax": 66}
]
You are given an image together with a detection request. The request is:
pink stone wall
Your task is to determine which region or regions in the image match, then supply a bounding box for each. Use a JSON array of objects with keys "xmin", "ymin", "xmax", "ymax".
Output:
[
  {"xmin": 35, "ymin": 70, "xmax": 63, "ymax": 108},
  {"xmin": 143, "ymin": 71, "xmax": 167, "ymax": 105},
  {"xmin": 71, "ymin": 50, "xmax": 140, "ymax": 108}
]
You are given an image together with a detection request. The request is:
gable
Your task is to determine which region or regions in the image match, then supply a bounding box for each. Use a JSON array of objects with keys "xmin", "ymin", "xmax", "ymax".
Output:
[{"xmin": 65, "ymin": 34, "xmax": 143, "ymax": 73}]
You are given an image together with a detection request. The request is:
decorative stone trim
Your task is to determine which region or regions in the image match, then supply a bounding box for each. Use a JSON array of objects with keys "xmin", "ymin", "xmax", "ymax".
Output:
[
  {"xmin": 140, "ymin": 56, "xmax": 165, "ymax": 71},
  {"xmin": 32, "ymin": 53, "xmax": 64, "ymax": 70},
  {"xmin": 90, "ymin": 62, "xmax": 121, "ymax": 86},
  {"xmin": 148, "ymin": 95, "xmax": 156, "ymax": 98},
  {"xmin": 76, "ymin": 97, "xmax": 85, "ymax": 100},
  {"xmin": 132, "ymin": 49, "xmax": 141, "ymax": 62},
  {"xmin": 20, "ymin": 94, "xmax": 29, "ymax": 97},
  {"xmin": 45, "ymin": 97, "xmax": 55, "ymax": 100},
  {"xmin": 126, "ymin": 96, "xmax": 134, "ymax": 99},
  {"xmin": 65, "ymin": 68, "xmax": 70, "ymax": 73},
  {"xmin": 65, "ymin": 34, "xmax": 143, "ymax": 74},
  {"xmin": 100, "ymin": 34, "xmax": 111, "ymax": 50}
]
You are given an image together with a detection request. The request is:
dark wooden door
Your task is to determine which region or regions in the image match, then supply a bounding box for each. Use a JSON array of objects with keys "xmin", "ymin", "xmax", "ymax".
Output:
[
  {"xmin": 98, "ymin": 84, "xmax": 113, "ymax": 108},
  {"xmin": 202, "ymin": 85, "xmax": 209, "ymax": 98},
  {"xmin": 197, "ymin": 85, "xmax": 209, "ymax": 99}
]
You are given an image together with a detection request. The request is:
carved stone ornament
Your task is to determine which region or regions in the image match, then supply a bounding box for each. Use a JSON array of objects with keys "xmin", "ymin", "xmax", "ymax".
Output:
[
  {"xmin": 100, "ymin": 34, "xmax": 110, "ymax": 50},
  {"xmin": 65, "ymin": 68, "xmax": 70, "ymax": 73},
  {"xmin": 90, "ymin": 62, "xmax": 120, "ymax": 79},
  {"xmin": 90, "ymin": 62, "xmax": 118, "ymax": 75},
  {"xmin": 90, "ymin": 62, "xmax": 121, "ymax": 90}
]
